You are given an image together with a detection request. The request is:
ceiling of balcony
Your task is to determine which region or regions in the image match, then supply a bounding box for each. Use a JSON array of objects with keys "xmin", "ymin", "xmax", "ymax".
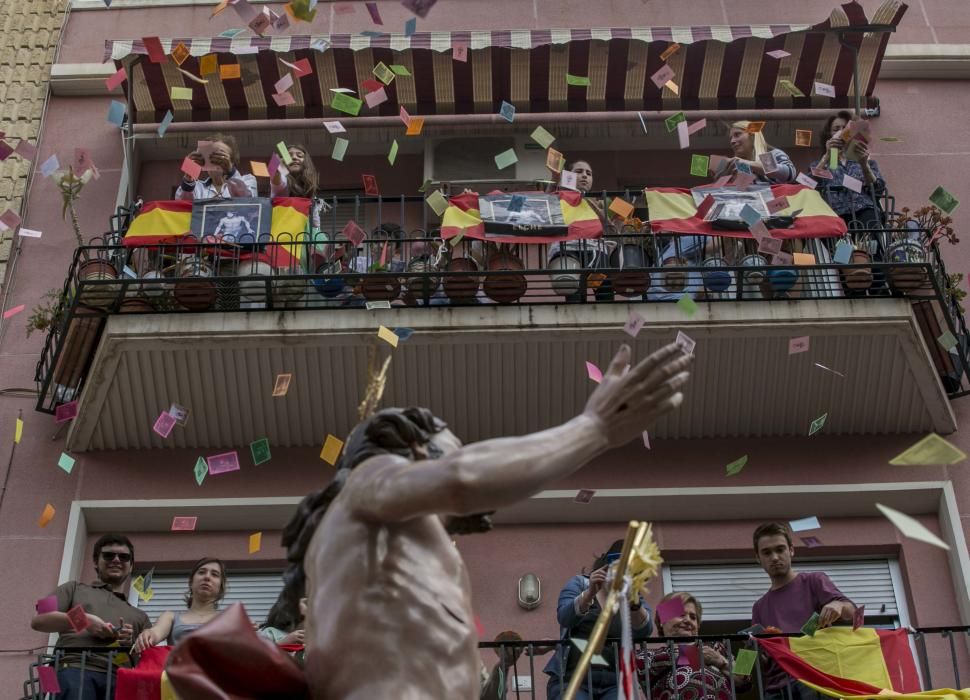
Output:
[{"xmin": 66, "ymin": 298, "xmax": 955, "ymax": 453}]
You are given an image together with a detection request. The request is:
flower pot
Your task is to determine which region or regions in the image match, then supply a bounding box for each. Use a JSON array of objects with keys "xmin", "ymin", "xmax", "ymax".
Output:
[
  {"xmin": 484, "ymin": 252, "xmax": 527, "ymax": 304},
  {"xmin": 701, "ymin": 256, "xmax": 732, "ymax": 293},
  {"xmin": 360, "ymin": 273, "xmax": 402, "ymax": 301},
  {"xmin": 841, "ymin": 249, "xmax": 873, "ymax": 291},
  {"xmin": 442, "ymin": 257, "xmax": 481, "ymax": 303},
  {"xmin": 548, "ymin": 253, "xmax": 582, "ymax": 297},
  {"xmin": 77, "ymin": 258, "xmax": 121, "ymax": 310},
  {"xmin": 609, "ymin": 244, "xmax": 651, "ymax": 297},
  {"xmin": 661, "ymin": 256, "xmax": 688, "ymax": 292},
  {"xmin": 173, "ymin": 257, "xmax": 217, "ymax": 311},
  {"xmin": 887, "ymin": 240, "xmax": 931, "ymax": 294},
  {"xmin": 312, "ymin": 260, "xmax": 345, "ymax": 299},
  {"xmin": 118, "ymin": 298, "xmax": 154, "ymax": 313},
  {"xmin": 767, "ymin": 267, "xmax": 799, "ymax": 293},
  {"xmin": 238, "ymin": 260, "xmax": 274, "ymax": 307}
]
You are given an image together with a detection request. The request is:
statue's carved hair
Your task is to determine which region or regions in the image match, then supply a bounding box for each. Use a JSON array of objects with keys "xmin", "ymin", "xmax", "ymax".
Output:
[{"xmin": 278, "ymin": 407, "xmax": 446, "ymax": 611}]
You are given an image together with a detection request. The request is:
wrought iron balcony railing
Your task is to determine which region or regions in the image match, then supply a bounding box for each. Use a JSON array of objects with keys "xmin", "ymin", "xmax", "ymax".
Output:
[
  {"xmin": 20, "ymin": 627, "xmax": 970, "ymax": 700},
  {"xmin": 32, "ymin": 193, "xmax": 970, "ymax": 415}
]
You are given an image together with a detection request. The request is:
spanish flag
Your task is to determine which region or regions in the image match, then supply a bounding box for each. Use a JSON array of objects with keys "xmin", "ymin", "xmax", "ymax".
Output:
[
  {"xmin": 645, "ymin": 185, "xmax": 846, "ymax": 239},
  {"xmin": 123, "ymin": 198, "xmax": 311, "ymax": 268},
  {"xmin": 758, "ymin": 628, "xmax": 969, "ymax": 700},
  {"xmin": 440, "ymin": 191, "xmax": 603, "ymax": 243}
]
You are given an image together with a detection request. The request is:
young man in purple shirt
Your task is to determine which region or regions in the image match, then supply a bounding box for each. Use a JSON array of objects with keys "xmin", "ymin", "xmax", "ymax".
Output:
[{"xmin": 751, "ymin": 522, "xmax": 856, "ymax": 700}]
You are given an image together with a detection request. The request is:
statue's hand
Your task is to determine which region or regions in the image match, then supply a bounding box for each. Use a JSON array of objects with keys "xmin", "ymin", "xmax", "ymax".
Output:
[{"xmin": 583, "ymin": 343, "xmax": 691, "ymax": 449}]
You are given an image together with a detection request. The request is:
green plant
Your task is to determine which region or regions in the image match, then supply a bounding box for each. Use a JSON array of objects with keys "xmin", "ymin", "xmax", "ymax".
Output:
[
  {"xmin": 25, "ymin": 289, "xmax": 66, "ymax": 338},
  {"xmin": 888, "ymin": 205, "xmax": 958, "ymax": 246},
  {"xmin": 946, "ymin": 273, "xmax": 966, "ymax": 315}
]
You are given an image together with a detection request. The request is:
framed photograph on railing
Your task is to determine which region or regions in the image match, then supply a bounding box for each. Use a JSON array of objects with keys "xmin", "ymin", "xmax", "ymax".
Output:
[
  {"xmin": 478, "ymin": 192, "xmax": 568, "ymax": 237},
  {"xmin": 191, "ymin": 197, "xmax": 272, "ymax": 245}
]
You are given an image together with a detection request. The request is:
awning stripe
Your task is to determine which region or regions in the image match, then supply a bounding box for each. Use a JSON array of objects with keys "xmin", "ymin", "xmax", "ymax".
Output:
[{"xmin": 107, "ymin": 4, "xmax": 908, "ymax": 124}]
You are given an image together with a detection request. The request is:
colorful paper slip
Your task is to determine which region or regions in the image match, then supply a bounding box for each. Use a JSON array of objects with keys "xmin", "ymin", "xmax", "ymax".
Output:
[
  {"xmin": 789, "ymin": 516, "xmax": 820, "ymax": 532},
  {"xmin": 405, "ymin": 117, "xmax": 425, "ymax": 136},
  {"xmin": 779, "ymin": 79, "xmax": 804, "ymax": 97},
  {"xmin": 323, "ymin": 120, "xmax": 346, "ymax": 134},
  {"xmin": 387, "ymin": 139, "xmax": 399, "ymax": 166},
  {"xmin": 889, "ymin": 433, "xmax": 966, "ymax": 465},
  {"xmin": 169, "ymin": 402, "xmax": 194, "ymax": 427},
  {"xmin": 250, "ymin": 438, "xmax": 271, "ymax": 465},
  {"xmin": 426, "ymin": 190, "xmax": 449, "ymax": 216},
  {"xmin": 499, "ymin": 100, "xmax": 515, "ymax": 123},
  {"xmin": 320, "ymin": 434, "xmax": 344, "ymax": 465},
  {"xmin": 675, "ymin": 331, "xmax": 696, "ymax": 356},
  {"xmin": 565, "ymin": 74, "xmax": 591, "ymax": 87},
  {"xmin": 273, "ymin": 373, "xmax": 291, "ymax": 397},
  {"xmin": 531, "ymin": 126, "xmax": 556, "ymax": 149},
  {"xmin": 365, "ymin": 88, "xmax": 388, "ymax": 108},
  {"xmin": 795, "ymin": 129, "xmax": 813, "ymax": 147},
  {"xmin": 55, "ymin": 400, "xmax": 78, "ymax": 423},
  {"xmin": 14, "ymin": 417, "xmax": 23, "ymax": 444},
  {"xmin": 170, "ymin": 86, "xmax": 193, "ymax": 101},
  {"xmin": 105, "ymin": 67, "xmax": 127, "ymax": 91},
  {"xmin": 788, "ymin": 336, "xmax": 810, "ymax": 355},
  {"xmin": 158, "ymin": 110, "xmax": 174, "ymax": 137},
  {"xmin": 248, "ymin": 532, "xmax": 262, "ymax": 554},
  {"xmin": 808, "ymin": 413, "xmax": 827, "ymax": 436},
  {"xmin": 876, "ymin": 503, "xmax": 949, "ymax": 550},
  {"xmin": 929, "ymin": 186, "xmax": 959, "ymax": 215},
  {"xmin": 57, "ymin": 452, "xmax": 76, "ymax": 474},
  {"xmin": 624, "ymin": 311, "xmax": 645, "ymax": 338},
  {"xmin": 180, "ymin": 157, "xmax": 202, "ymax": 180},
  {"xmin": 726, "ymin": 455, "xmax": 748, "ymax": 476},
  {"xmin": 608, "ymin": 198, "xmax": 634, "ymax": 220},
  {"xmin": 494, "ymin": 148, "xmax": 518, "ymax": 170},
  {"xmin": 250, "ymin": 161, "xmax": 269, "ymax": 178},
  {"xmin": 585, "ymin": 361, "xmax": 603, "ymax": 384},
  {"xmin": 171, "ymin": 516, "xmax": 198, "ymax": 531},
  {"xmin": 378, "ymin": 325, "xmax": 399, "ymax": 347},
  {"xmin": 656, "ymin": 596, "xmax": 685, "ymax": 624},
  {"xmin": 153, "ymin": 411, "xmax": 177, "ymax": 438},
  {"xmin": 194, "ymin": 457, "xmax": 208, "ymax": 486},
  {"xmin": 373, "ymin": 62, "xmax": 395, "ymax": 85},
  {"xmin": 733, "ymin": 649, "xmax": 758, "ymax": 676},
  {"xmin": 801, "ymin": 536, "xmax": 822, "ymax": 548},
  {"xmin": 332, "ymin": 137, "xmax": 349, "ymax": 162},
  {"xmin": 219, "ymin": 64, "xmax": 241, "ymax": 80},
  {"xmin": 574, "ymin": 489, "xmax": 595, "ymax": 504},
  {"xmin": 207, "ymin": 451, "xmax": 241, "ymax": 475},
  {"xmin": 766, "ymin": 49, "xmax": 791, "ymax": 59},
  {"xmin": 36, "ymin": 595, "xmax": 58, "ymax": 614},
  {"xmin": 107, "ymin": 101, "xmax": 126, "ymax": 126},
  {"xmin": 38, "ymin": 503, "xmax": 55, "ymax": 527},
  {"xmin": 66, "ymin": 605, "xmax": 88, "ymax": 632},
  {"xmin": 677, "ymin": 293, "xmax": 697, "ymax": 317},
  {"xmin": 801, "ymin": 611, "xmax": 820, "ymax": 637},
  {"xmin": 664, "ymin": 112, "xmax": 686, "ymax": 133},
  {"xmin": 689, "ymin": 154, "xmax": 709, "ymax": 177},
  {"xmin": 331, "ymin": 92, "xmax": 363, "ymax": 116}
]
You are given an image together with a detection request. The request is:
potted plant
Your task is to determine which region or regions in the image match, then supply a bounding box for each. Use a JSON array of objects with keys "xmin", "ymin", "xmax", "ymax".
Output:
[
  {"xmin": 359, "ymin": 261, "xmax": 402, "ymax": 301},
  {"xmin": 885, "ymin": 205, "xmax": 956, "ymax": 294},
  {"xmin": 25, "ymin": 289, "xmax": 67, "ymax": 338},
  {"xmin": 55, "ymin": 167, "xmax": 121, "ymax": 309}
]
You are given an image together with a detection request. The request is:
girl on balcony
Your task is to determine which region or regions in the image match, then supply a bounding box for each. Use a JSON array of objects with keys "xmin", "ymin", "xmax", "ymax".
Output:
[
  {"xmin": 132, "ymin": 558, "xmax": 227, "ymax": 651},
  {"xmin": 719, "ymin": 122, "xmax": 798, "ymax": 184},
  {"xmin": 176, "ymin": 134, "xmax": 257, "ymax": 201},
  {"xmin": 813, "ymin": 111, "xmax": 887, "ymax": 230},
  {"xmin": 270, "ymin": 143, "xmax": 325, "ymax": 230}
]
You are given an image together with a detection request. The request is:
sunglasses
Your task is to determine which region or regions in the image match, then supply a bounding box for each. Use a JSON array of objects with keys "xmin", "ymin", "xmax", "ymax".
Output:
[{"xmin": 100, "ymin": 551, "xmax": 132, "ymax": 563}]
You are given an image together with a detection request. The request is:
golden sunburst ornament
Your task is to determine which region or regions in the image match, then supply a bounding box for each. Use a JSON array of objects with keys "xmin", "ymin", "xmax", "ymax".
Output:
[{"xmin": 357, "ymin": 342, "xmax": 393, "ymax": 420}]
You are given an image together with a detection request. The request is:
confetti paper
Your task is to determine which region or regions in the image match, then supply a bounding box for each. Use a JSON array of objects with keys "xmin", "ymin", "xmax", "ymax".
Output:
[
  {"xmin": 889, "ymin": 433, "xmax": 966, "ymax": 466},
  {"xmin": 57, "ymin": 452, "xmax": 76, "ymax": 474},
  {"xmin": 320, "ymin": 434, "xmax": 344, "ymax": 465},
  {"xmin": 171, "ymin": 516, "xmax": 198, "ymax": 531},
  {"xmin": 405, "ymin": 117, "xmax": 425, "ymax": 136},
  {"xmin": 808, "ymin": 413, "xmax": 828, "ymax": 436},
  {"xmin": 779, "ymin": 79, "xmax": 805, "ymax": 97},
  {"xmin": 801, "ymin": 536, "xmax": 823, "ymax": 548},
  {"xmin": 332, "ymin": 137, "xmax": 349, "ymax": 162},
  {"xmin": 585, "ymin": 361, "xmax": 603, "ymax": 384},
  {"xmin": 664, "ymin": 112, "xmax": 686, "ymax": 133},
  {"xmin": 499, "ymin": 101, "xmax": 515, "ymax": 123},
  {"xmin": 219, "ymin": 64, "xmax": 241, "ymax": 80},
  {"xmin": 323, "ymin": 120, "xmax": 346, "ymax": 134},
  {"xmin": 35, "ymin": 595, "xmax": 58, "ymax": 614},
  {"xmin": 690, "ymin": 154, "xmax": 709, "ymax": 177},
  {"xmin": 531, "ymin": 126, "xmax": 556, "ymax": 149},
  {"xmin": 677, "ymin": 293, "xmax": 697, "ymax": 317},
  {"xmin": 788, "ymin": 336, "xmax": 810, "ymax": 355},
  {"xmin": 574, "ymin": 489, "xmax": 595, "ymax": 504},
  {"xmin": 55, "ymin": 400, "xmax": 78, "ymax": 423},
  {"xmin": 565, "ymin": 74, "xmax": 591, "ymax": 87},
  {"xmin": 452, "ymin": 40, "xmax": 468, "ymax": 62},
  {"xmin": 656, "ymin": 596, "xmax": 685, "ymax": 624},
  {"xmin": 795, "ymin": 129, "xmax": 813, "ymax": 147},
  {"xmin": 378, "ymin": 325, "xmax": 400, "ymax": 348},
  {"xmin": 814, "ymin": 81, "xmax": 836, "ymax": 98},
  {"xmin": 158, "ymin": 110, "xmax": 174, "ymax": 137},
  {"xmin": 250, "ymin": 160, "xmax": 269, "ymax": 178},
  {"xmin": 675, "ymin": 331, "xmax": 696, "ymax": 356},
  {"xmin": 38, "ymin": 503, "xmax": 55, "ymax": 528},
  {"xmin": 66, "ymin": 604, "xmax": 88, "ymax": 632},
  {"xmin": 153, "ymin": 411, "xmax": 177, "ymax": 438},
  {"xmin": 105, "ymin": 67, "xmax": 127, "ymax": 91},
  {"xmin": 733, "ymin": 649, "xmax": 758, "ymax": 676},
  {"xmin": 207, "ymin": 451, "xmax": 241, "ymax": 475},
  {"xmin": 494, "ymin": 148, "xmax": 518, "ymax": 170},
  {"xmin": 331, "ymin": 92, "xmax": 363, "ymax": 116},
  {"xmin": 194, "ymin": 457, "xmax": 208, "ymax": 486},
  {"xmin": 107, "ymin": 101, "xmax": 126, "ymax": 126},
  {"xmin": 789, "ymin": 516, "xmax": 820, "ymax": 532},
  {"xmin": 766, "ymin": 49, "xmax": 791, "ymax": 59},
  {"xmin": 248, "ymin": 532, "xmax": 262, "ymax": 554},
  {"xmin": 876, "ymin": 503, "xmax": 949, "ymax": 550},
  {"xmin": 273, "ymin": 373, "xmax": 292, "ymax": 397},
  {"xmin": 14, "ymin": 417, "xmax": 23, "ymax": 443},
  {"xmin": 624, "ymin": 311, "xmax": 646, "ymax": 338},
  {"xmin": 929, "ymin": 186, "xmax": 959, "ymax": 215},
  {"xmin": 426, "ymin": 190, "xmax": 449, "ymax": 216},
  {"xmin": 250, "ymin": 438, "xmax": 271, "ymax": 465},
  {"xmin": 660, "ymin": 43, "xmax": 681, "ymax": 61},
  {"xmin": 726, "ymin": 455, "xmax": 748, "ymax": 476},
  {"xmin": 650, "ymin": 64, "xmax": 675, "ymax": 89},
  {"xmin": 608, "ymin": 198, "xmax": 634, "ymax": 220},
  {"xmin": 170, "ymin": 86, "xmax": 193, "ymax": 101},
  {"xmin": 387, "ymin": 139, "xmax": 399, "ymax": 165},
  {"xmin": 37, "ymin": 666, "xmax": 60, "ymax": 694}
]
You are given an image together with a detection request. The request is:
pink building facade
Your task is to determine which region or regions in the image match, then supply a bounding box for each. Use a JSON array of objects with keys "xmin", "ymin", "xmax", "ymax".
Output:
[{"xmin": 2, "ymin": 0, "xmax": 970, "ymax": 696}]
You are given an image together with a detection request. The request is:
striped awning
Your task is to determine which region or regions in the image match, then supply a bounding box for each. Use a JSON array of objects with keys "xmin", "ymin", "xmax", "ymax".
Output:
[{"xmin": 106, "ymin": 1, "xmax": 907, "ymax": 124}]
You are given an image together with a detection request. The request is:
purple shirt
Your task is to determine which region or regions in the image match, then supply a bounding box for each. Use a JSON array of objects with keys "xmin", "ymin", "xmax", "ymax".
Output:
[{"xmin": 752, "ymin": 571, "xmax": 851, "ymax": 689}]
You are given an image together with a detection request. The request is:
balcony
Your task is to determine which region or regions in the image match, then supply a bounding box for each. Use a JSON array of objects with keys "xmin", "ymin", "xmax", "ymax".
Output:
[
  {"xmin": 34, "ymin": 193, "xmax": 969, "ymax": 452},
  {"xmin": 20, "ymin": 627, "xmax": 970, "ymax": 700}
]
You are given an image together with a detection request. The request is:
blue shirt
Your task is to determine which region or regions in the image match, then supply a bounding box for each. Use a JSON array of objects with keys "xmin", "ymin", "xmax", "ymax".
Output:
[{"xmin": 811, "ymin": 156, "xmax": 886, "ymax": 216}]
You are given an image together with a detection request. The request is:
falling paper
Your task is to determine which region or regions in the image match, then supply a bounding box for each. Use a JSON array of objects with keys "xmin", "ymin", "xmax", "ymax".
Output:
[
  {"xmin": 796, "ymin": 172, "xmax": 818, "ymax": 189},
  {"xmin": 499, "ymin": 101, "xmax": 515, "ymax": 123},
  {"xmin": 660, "ymin": 43, "xmax": 681, "ymax": 61},
  {"xmin": 585, "ymin": 361, "xmax": 603, "ymax": 384},
  {"xmin": 331, "ymin": 93, "xmax": 363, "ymax": 116},
  {"xmin": 37, "ymin": 666, "xmax": 60, "ymax": 694},
  {"xmin": 323, "ymin": 121, "xmax": 346, "ymax": 134},
  {"xmin": 153, "ymin": 411, "xmax": 177, "ymax": 438},
  {"xmin": 733, "ymin": 649, "xmax": 758, "ymax": 676},
  {"xmin": 889, "ymin": 433, "xmax": 966, "ymax": 465},
  {"xmin": 57, "ymin": 452, "xmax": 76, "ymax": 474},
  {"xmin": 726, "ymin": 455, "xmax": 748, "ymax": 476},
  {"xmin": 426, "ymin": 190, "xmax": 449, "ymax": 216},
  {"xmin": 181, "ymin": 157, "xmax": 202, "ymax": 180},
  {"xmin": 789, "ymin": 516, "xmax": 821, "ymax": 532},
  {"xmin": 788, "ymin": 336, "xmax": 810, "ymax": 355},
  {"xmin": 650, "ymin": 64, "xmax": 675, "ymax": 89},
  {"xmin": 158, "ymin": 110, "xmax": 174, "ymax": 138},
  {"xmin": 320, "ymin": 434, "xmax": 344, "ymax": 465},
  {"xmin": 14, "ymin": 417, "xmax": 23, "ymax": 443},
  {"xmin": 171, "ymin": 516, "xmax": 198, "ymax": 531},
  {"xmin": 248, "ymin": 532, "xmax": 262, "ymax": 554},
  {"xmin": 531, "ymin": 126, "xmax": 556, "ymax": 149},
  {"xmin": 676, "ymin": 120, "xmax": 689, "ymax": 149},
  {"xmin": 105, "ymin": 67, "xmax": 127, "ymax": 91},
  {"xmin": 801, "ymin": 536, "xmax": 822, "ymax": 548},
  {"xmin": 656, "ymin": 596, "xmax": 685, "ymax": 624},
  {"xmin": 36, "ymin": 595, "xmax": 58, "ymax": 614},
  {"xmin": 66, "ymin": 604, "xmax": 88, "ymax": 632},
  {"xmin": 801, "ymin": 612, "xmax": 820, "ymax": 637},
  {"xmin": 624, "ymin": 311, "xmax": 646, "ymax": 338},
  {"xmin": 766, "ymin": 49, "xmax": 791, "ymax": 59},
  {"xmin": 38, "ymin": 503, "xmax": 55, "ymax": 528},
  {"xmin": 795, "ymin": 129, "xmax": 813, "ymax": 147},
  {"xmin": 494, "ymin": 148, "xmax": 518, "ymax": 170},
  {"xmin": 929, "ymin": 186, "xmax": 959, "ymax": 215},
  {"xmin": 814, "ymin": 81, "xmax": 836, "ymax": 98},
  {"xmin": 332, "ymin": 137, "xmax": 349, "ymax": 162},
  {"xmin": 665, "ymin": 112, "xmax": 686, "ymax": 133},
  {"xmin": 574, "ymin": 489, "xmax": 595, "ymax": 504},
  {"xmin": 273, "ymin": 373, "xmax": 291, "ymax": 397},
  {"xmin": 452, "ymin": 40, "xmax": 468, "ymax": 62},
  {"xmin": 194, "ymin": 457, "xmax": 208, "ymax": 486},
  {"xmin": 808, "ymin": 413, "xmax": 827, "ymax": 436},
  {"xmin": 608, "ymin": 197, "xmax": 634, "ymax": 220},
  {"xmin": 842, "ymin": 174, "xmax": 863, "ymax": 193},
  {"xmin": 565, "ymin": 74, "xmax": 591, "ymax": 87},
  {"xmin": 677, "ymin": 293, "xmax": 697, "ymax": 317},
  {"xmin": 250, "ymin": 161, "xmax": 270, "ymax": 178},
  {"xmin": 107, "ymin": 101, "xmax": 126, "ymax": 126},
  {"xmin": 207, "ymin": 451, "xmax": 241, "ymax": 475},
  {"xmin": 938, "ymin": 330, "xmax": 958, "ymax": 351},
  {"xmin": 366, "ymin": 2, "xmax": 383, "ymax": 24},
  {"xmin": 876, "ymin": 503, "xmax": 949, "ymax": 550},
  {"xmin": 779, "ymin": 80, "xmax": 805, "ymax": 97},
  {"xmin": 387, "ymin": 139, "xmax": 399, "ymax": 165},
  {"xmin": 406, "ymin": 117, "xmax": 425, "ymax": 136},
  {"xmin": 378, "ymin": 325, "xmax": 399, "ymax": 347},
  {"xmin": 170, "ymin": 86, "xmax": 193, "ymax": 101},
  {"xmin": 55, "ymin": 400, "xmax": 78, "ymax": 423},
  {"xmin": 250, "ymin": 437, "xmax": 271, "ymax": 465}
]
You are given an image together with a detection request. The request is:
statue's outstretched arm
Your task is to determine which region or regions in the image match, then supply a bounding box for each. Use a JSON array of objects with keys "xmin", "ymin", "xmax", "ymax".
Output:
[{"xmin": 344, "ymin": 343, "xmax": 691, "ymax": 523}]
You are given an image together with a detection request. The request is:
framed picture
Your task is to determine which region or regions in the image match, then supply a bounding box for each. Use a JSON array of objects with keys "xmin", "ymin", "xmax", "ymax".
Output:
[
  {"xmin": 478, "ymin": 192, "xmax": 568, "ymax": 238},
  {"xmin": 190, "ymin": 197, "xmax": 272, "ymax": 245}
]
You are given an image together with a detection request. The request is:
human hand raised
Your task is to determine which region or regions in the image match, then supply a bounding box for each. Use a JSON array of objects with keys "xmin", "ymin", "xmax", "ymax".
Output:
[
  {"xmin": 825, "ymin": 136, "xmax": 844, "ymax": 152},
  {"xmin": 583, "ymin": 343, "xmax": 691, "ymax": 449},
  {"xmin": 588, "ymin": 566, "xmax": 608, "ymax": 596}
]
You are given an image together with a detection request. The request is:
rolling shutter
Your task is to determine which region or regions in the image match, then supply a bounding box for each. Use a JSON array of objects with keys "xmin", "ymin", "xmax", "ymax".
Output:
[
  {"xmin": 665, "ymin": 560, "xmax": 901, "ymax": 622},
  {"xmin": 132, "ymin": 571, "xmax": 284, "ymax": 628}
]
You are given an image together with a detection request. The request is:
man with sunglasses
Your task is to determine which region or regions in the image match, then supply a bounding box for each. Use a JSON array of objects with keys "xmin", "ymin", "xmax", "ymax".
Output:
[{"xmin": 31, "ymin": 533, "xmax": 151, "ymax": 698}]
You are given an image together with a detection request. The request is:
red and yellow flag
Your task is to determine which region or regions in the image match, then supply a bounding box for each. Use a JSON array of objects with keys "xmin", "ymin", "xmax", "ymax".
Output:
[
  {"xmin": 440, "ymin": 190, "xmax": 603, "ymax": 243},
  {"xmin": 115, "ymin": 647, "xmax": 179, "ymax": 700},
  {"xmin": 123, "ymin": 198, "xmax": 311, "ymax": 268},
  {"xmin": 645, "ymin": 185, "xmax": 846, "ymax": 239},
  {"xmin": 758, "ymin": 628, "xmax": 968, "ymax": 700}
]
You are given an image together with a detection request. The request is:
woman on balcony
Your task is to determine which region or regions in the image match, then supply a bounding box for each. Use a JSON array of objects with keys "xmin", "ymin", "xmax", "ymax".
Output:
[
  {"xmin": 270, "ymin": 143, "xmax": 325, "ymax": 231},
  {"xmin": 813, "ymin": 111, "xmax": 887, "ymax": 230},
  {"xmin": 544, "ymin": 539, "xmax": 653, "ymax": 699},
  {"xmin": 639, "ymin": 591, "xmax": 749, "ymax": 700},
  {"xmin": 176, "ymin": 134, "xmax": 257, "ymax": 201},
  {"xmin": 132, "ymin": 558, "xmax": 227, "ymax": 652},
  {"xmin": 719, "ymin": 122, "xmax": 798, "ymax": 184}
]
